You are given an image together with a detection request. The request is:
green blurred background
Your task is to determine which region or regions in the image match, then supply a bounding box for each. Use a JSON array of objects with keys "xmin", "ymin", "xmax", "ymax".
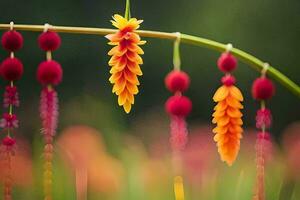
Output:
[{"xmin": 0, "ymin": 0, "xmax": 299, "ymax": 199}]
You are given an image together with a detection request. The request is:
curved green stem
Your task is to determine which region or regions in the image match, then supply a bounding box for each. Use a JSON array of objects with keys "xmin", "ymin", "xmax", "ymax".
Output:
[{"xmin": 0, "ymin": 24, "xmax": 299, "ymax": 98}]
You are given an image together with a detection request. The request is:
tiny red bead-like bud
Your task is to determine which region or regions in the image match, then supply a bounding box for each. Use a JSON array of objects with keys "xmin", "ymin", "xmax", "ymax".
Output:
[
  {"xmin": 165, "ymin": 70, "xmax": 190, "ymax": 92},
  {"xmin": 2, "ymin": 136, "xmax": 16, "ymax": 147},
  {"xmin": 37, "ymin": 60, "xmax": 63, "ymax": 85},
  {"xmin": 1, "ymin": 30, "xmax": 23, "ymax": 52},
  {"xmin": 38, "ymin": 31, "xmax": 61, "ymax": 51},
  {"xmin": 221, "ymin": 74, "xmax": 236, "ymax": 86},
  {"xmin": 165, "ymin": 95, "xmax": 192, "ymax": 117},
  {"xmin": 252, "ymin": 77, "xmax": 275, "ymax": 100},
  {"xmin": 217, "ymin": 52, "xmax": 237, "ymax": 72},
  {"xmin": 0, "ymin": 57, "xmax": 24, "ymax": 81}
]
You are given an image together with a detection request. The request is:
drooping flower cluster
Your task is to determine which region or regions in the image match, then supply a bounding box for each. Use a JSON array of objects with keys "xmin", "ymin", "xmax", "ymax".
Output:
[
  {"xmin": 212, "ymin": 52, "xmax": 244, "ymax": 166},
  {"xmin": 36, "ymin": 28, "xmax": 62, "ymax": 200},
  {"xmin": 165, "ymin": 70, "xmax": 192, "ymax": 151},
  {"xmin": 3, "ymin": 86, "xmax": 19, "ymax": 108},
  {"xmin": 252, "ymin": 73, "xmax": 275, "ymax": 200},
  {"xmin": 0, "ymin": 25, "xmax": 24, "ymax": 200},
  {"xmin": 106, "ymin": 14, "xmax": 146, "ymax": 113}
]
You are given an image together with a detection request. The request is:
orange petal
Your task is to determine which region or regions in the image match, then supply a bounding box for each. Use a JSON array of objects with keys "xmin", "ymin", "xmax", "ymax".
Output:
[
  {"xmin": 127, "ymin": 43, "xmax": 144, "ymax": 54},
  {"xmin": 126, "ymin": 51, "xmax": 143, "ymax": 64},
  {"xmin": 109, "ymin": 72, "xmax": 122, "ymax": 84},
  {"xmin": 118, "ymin": 90, "xmax": 128, "ymax": 105},
  {"xmin": 214, "ymin": 100, "xmax": 227, "ymax": 111},
  {"xmin": 128, "ymin": 33, "xmax": 141, "ymax": 43},
  {"xmin": 212, "ymin": 126, "xmax": 228, "ymax": 134},
  {"xmin": 228, "ymin": 125, "xmax": 243, "ymax": 134},
  {"xmin": 213, "ymin": 86, "xmax": 229, "ymax": 102},
  {"xmin": 229, "ymin": 86, "xmax": 243, "ymax": 101},
  {"xmin": 108, "ymin": 45, "xmax": 127, "ymax": 56},
  {"xmin": 108, "ymin": 55, "xmax": 120, "ymax": 66},
  {"xmin": 126, "ymin": 82, "xmax": 139, "ymax": 95},
  {"xmin": 226, "ymin": 95, "xmax": 243, "ymax": 109},
  {"xmin": 212, "ymin": 110, "xmax": 226, "ymax": 118},
  {"xmin": 127, "ymin": 93, "xmax": 134, "ymax": 104},
  {"xmin": 106, "ymin": 33, "xmax": 122, "ymax": 42},
  {"xmin": 123, "ymin": 101, "xmax": 132, "ymax": 113},
  {"xmin": 124, "ymin": 69, "xmax": 140, "ymax": 85},
  {"xmin": 138, "ymin": 40, "xmax": 146, "ymax": 45},
  {"xmin": 127, "ymin": 62, "xmax": 143, "ymax": 76},
  {"xmin": 215, "ymin": 116, "xmax": 230, "ymax": 126},
  {"xmin": 226, "ymin": 107, "xmax": 243, "ymax": 118},
  {"xmin": 112, "ymin": 77, "xmax": 126, "ymax": 94},
  {"xmin": 230, "ymin": 118, "xmax": 243, "ymax": 125}
]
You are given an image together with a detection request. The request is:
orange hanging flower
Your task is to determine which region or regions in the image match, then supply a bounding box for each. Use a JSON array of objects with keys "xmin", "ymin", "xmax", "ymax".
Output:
[
  {"xmin": 212, "ymin": 75, "xmax": 244, "ymax": 166},
  {"xmin": 106, "ymin": 14, "xmax": 146, "ymax": 113}
]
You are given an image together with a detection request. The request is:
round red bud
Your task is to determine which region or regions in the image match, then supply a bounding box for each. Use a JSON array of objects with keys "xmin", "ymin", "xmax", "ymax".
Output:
[
  {"xmin": 165, "ymin": 70, "xmax": 190, "ymax": 92},
  {"xmin": 37, "ymin": 60, "xmax": 63, "ymax": 85},
  {"xmin": 0, "ymin": 57, "xmax": 24, "ymax": 81},
  {"xmin": 217, "ymin": 52, "xmax": 237, "ymax": 72},
  {"xmin": 252, "ymin": 77, "xmax": 275, "ymax": 100},
  {"xmin": 165, "ymin": 95, "xmax": 192, "ymax": 117},
  {"xmin": 1, "ymin": 30, "xmax": 23, "ymax": 51},
  {"xmin": 38, "ymin": 31, "xmax": 61, "ymax": 51}
]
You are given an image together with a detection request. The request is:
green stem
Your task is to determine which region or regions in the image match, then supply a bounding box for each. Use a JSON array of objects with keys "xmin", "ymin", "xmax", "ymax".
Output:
[
  {"xmin": 124, "ymin": 0, "xmax": 131, "ymax": 20},
  {"xmin": 0, "ymin": 24, "xmax": 299, "ymax": 98},
  {"xmin": 173, "ymin": 34, "xmax": 181, "ymax": 70}
]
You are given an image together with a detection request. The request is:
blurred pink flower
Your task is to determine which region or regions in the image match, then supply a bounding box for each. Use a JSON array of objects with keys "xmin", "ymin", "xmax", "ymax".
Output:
[
  {"xmin": 182, "ymin": 126, "xmax": 218, "ymax": 186},
  {"xmin": 282, "ymin": 122, "xmax": 300, "ymax": 179},
  {"xmin": 57, "ymin": 125, "xmax": 123, "ymax": 199}
]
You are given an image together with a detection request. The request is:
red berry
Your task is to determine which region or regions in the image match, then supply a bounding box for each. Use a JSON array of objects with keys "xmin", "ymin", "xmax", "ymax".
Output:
[
  {"xmin": 37, "ymin": 60, "xmax": 63, "ymax": 85},
  {"xmin": 165, "ymin": 95, "xmax": 192, "ymax": 117},
  {"xmin": 221, "ymin": 74, "xmax": 236, "ymax": 86},
  {"xmin": 252, "ymin": 77, "xmax": 275, "ymax": 100},
  {"xmin": 2, "ymin": 136, "xmax": 16, "ymax": 147},
  {"xmin": 0, "ymin": 57, "xmax": 24, "ymax": 81},
  {"xmin": 1, "ymin": 30, "xmax": 23, "ymax": 51},
  {"xmin": 217, "ymin": 52, "xmax": 237, "ymax": 72},
  {"xmin": 38, "ymin": 31, "xmax": 61, "ymax": 51},
  {"xmin": 165, "ymin": 70, "xmax": 190, "ymax": 92}
]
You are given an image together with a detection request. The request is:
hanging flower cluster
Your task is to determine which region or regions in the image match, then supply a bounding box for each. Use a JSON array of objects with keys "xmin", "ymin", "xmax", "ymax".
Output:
[
  {"xmin": 252, "ymin": 68, "xmax": 275, "ymax": 200},
  {"xmin": 0, "ymin": 23, "xmax": 24, "ymax": 200},
  {"xmin": 165, "ymin": 70, "xmax": 192, "ymax": 151},
  {"xmin": 106, "ymin": 14, "xmax": 146, "ymax": 113},
  {"xmin": 36, "ymin": 26, "xmax": 62, "ymax": 200},
  {"xmin": 212, "ymin": 50, "xmax": 244, "ymax": 166}
]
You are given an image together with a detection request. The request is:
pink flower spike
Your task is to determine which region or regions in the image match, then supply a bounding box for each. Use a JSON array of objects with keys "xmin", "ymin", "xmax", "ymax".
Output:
[
  {"xmin": 170, "ymin": 116, "xmax": 188, "ymax": 151},
  {"xmin": 256, "ymin": 131, "xmax": 273, "ymax": 163},
  {"xmin": 256, "ymin": 108, "xmax": 272, "ymax": 129},
  {"xmin": 3, "ymin": 85, "xmax": 19, "ymax": 108},
  {"xmin": 0, "ymin": 113, "xmax": 19, "ymax": 129},
  {"xmin": 40, "ymin": 88, "xmax": 59, "ymax": 140},
  {"xmin": 253, "ymin": 131, "xmax": 273, "ymax": 200}
]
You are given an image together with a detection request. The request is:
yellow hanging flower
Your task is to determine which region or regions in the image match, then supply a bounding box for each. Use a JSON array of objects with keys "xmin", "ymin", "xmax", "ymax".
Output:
[
  {"xmin": 212, "ymin": 83, "xmax": 244, "ymax": 166},
  {"xmin": 106, "ymin": 14, "xmax": 146, "ymax": 113}
]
